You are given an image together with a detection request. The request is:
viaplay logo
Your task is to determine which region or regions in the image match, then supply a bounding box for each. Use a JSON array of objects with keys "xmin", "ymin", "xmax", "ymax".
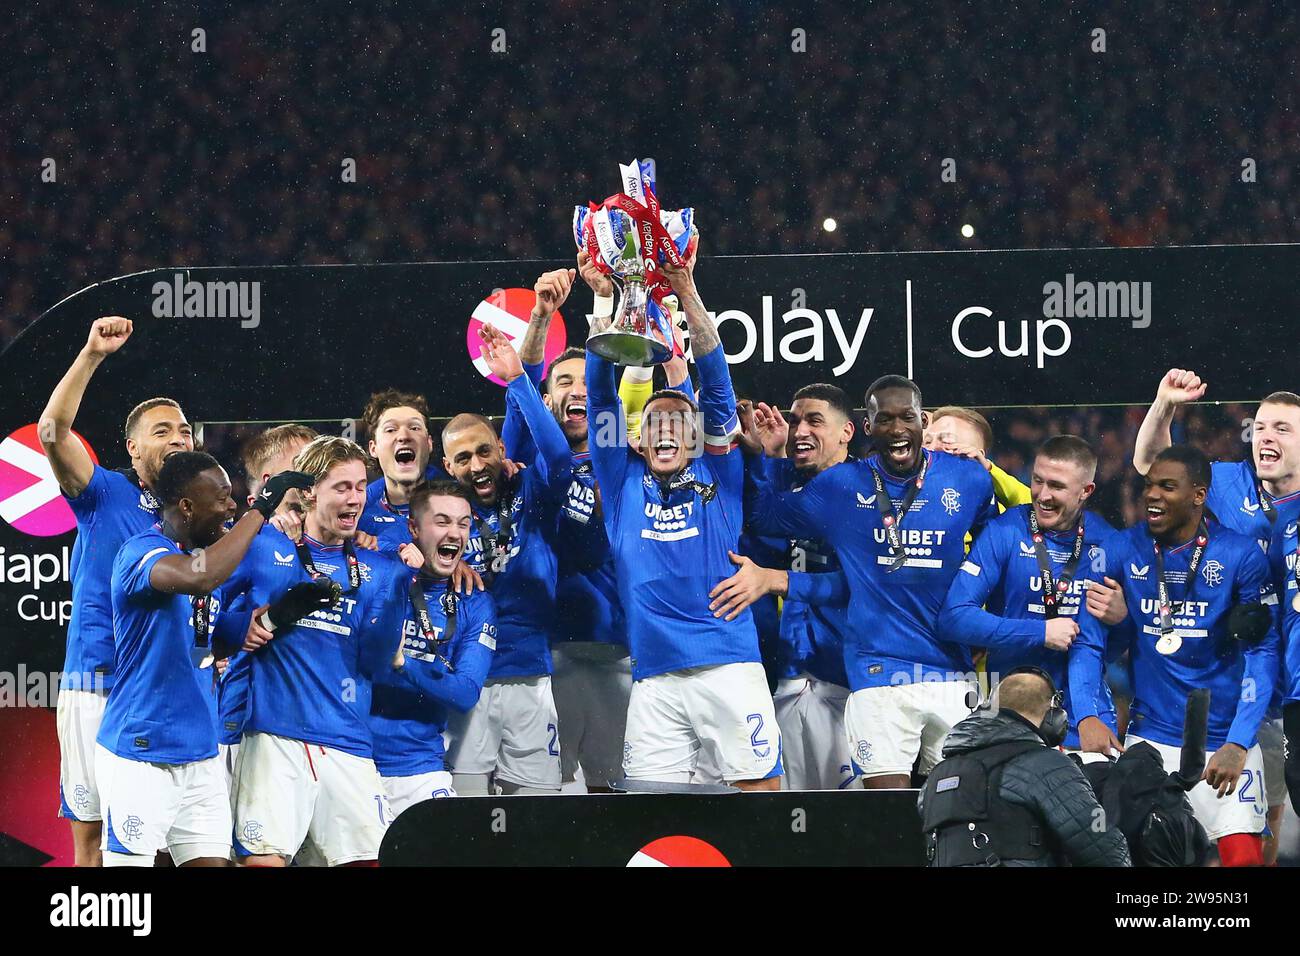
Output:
[
  {"xmin": 0, "ymin": 424, "xmax": 97, "ymax": 537},
  {"xmin": 626, "ymin": 835, "xmax": 731, "ymax": 867},
  {"xmin": 467, "ymin": 289, "xmax": 567, "ymax": 387}
]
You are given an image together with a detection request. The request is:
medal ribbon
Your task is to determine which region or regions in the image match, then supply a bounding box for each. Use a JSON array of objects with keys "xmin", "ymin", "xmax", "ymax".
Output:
[
  {"xmin": 296, "ymin": 538, "xmax": 360, "ymax": 592},
  {"xmin": 1152, "ymin": 521, "xmax": 1209, "ymax": 636},
  {"xmin": 1026, "ymin": 508, "xmax": 1086, "ymax": 620},
  {"xmin": 408, "ymin": 576, "xmax": 457, "ymax": 672},
  {"xmin": 872, "ymin": 451, "xmax": 930, "ymax": 573}
]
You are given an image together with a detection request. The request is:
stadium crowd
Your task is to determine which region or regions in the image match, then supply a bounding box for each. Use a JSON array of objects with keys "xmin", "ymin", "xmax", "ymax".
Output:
[{"xmin": 3, "ymin": 2, "xmax": 1297, "ymax": 347}]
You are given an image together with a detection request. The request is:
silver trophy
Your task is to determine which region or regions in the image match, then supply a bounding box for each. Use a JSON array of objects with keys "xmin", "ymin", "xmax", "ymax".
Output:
[{"xmin": 586, "ymin": 217, "xmax": 674, "ymax": 366}]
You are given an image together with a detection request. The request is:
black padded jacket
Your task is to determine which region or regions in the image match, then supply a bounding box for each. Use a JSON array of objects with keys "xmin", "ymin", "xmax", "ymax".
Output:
[{"xmin": 918, "ymin": 710, "xmax": 1132, "ymax": 867}]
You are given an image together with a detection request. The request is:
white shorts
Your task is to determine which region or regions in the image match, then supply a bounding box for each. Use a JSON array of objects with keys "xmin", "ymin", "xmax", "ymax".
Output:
[
  {"xmin": 1256, "ymin": 717, "xmax": 1287, "ymax": 808},
  {"xmin": 95, "ymin": 745, "xmax": 231, "ymax": 865},
  {"xmin": 1125, "ymin": 735, "xmax": 1267, "ymax": 842},
  {"xmin": 444, "ymin": 675, "xmax": 562, "ymax": 790},
  {"xmin": 774, "ymin": 676, "xmax": 854, "ymax": 791},
  {"xmin": 623, "ymin": 662, "xmax": 782, "ymax": 785},
  {"xmin": 57, "ymin": 687, "xmax": 108, "ymax": 822},
  {"xmin": 552, "ymin": 643, "xmax": 632, "ymax": 788},
  {"xmin": 219, "ymin": 742, "xmax": 240, "ymax": 790},
  {"xmin": 232, "ymin": 731, "xmax": 391, "ymax": 866},
  {"xmin": 382, "ymin": 771, "xmax": 457, "ymax": 817},
  {"xmin": 844, "ymin": 680, "xmax": 974, "ymax": 779}
]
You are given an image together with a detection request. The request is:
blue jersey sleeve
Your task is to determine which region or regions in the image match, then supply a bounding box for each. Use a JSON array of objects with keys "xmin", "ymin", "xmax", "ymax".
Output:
[
  {"xmin": 119, "ymin": 537, "xmax": 175, "ymax": 603},
  {"xmin": 693, "ymin": 347, "xmax": 739, "ymax": 450},
  {"xmin": 786, "ymin": 569, "xmax": 849, "ymax": 606},
  {"xmin": 501, "ymin": 362, "xmax": 547, "ymax": 465},
  {"xmin": 505, "ymin": 374, "xmax": 574, "ymax": 499},
  {"xmin": 385, "ymin": 593, "xmax": 497, "ymax": 713},
  {"xmin": 211, "ymin": 589, "xmax": 254, "ymax": 659},
  {"xmin": 1067, "ymin": 606, "xmax": 1108, "ymax": 724},
  {"xmin": 968, "ymin": 466, "xmax": 999, "ymax": 540},
  {"xmin": 65, "ymin": 463, "xmax": 112, "ymax": 514},
  {"xmin": 1227, "ymin": 545, "xmax": 1281, "ymax": 749},
  {"xmin": 586, "ymin": 351, "xmax": 631, "ymax": 514},
  {"xmin": 358, "ymin": 564, "xmax": 414, "ymax": 681},
  {"xmin": 937, "ymin": 521, "xmax": 1045, "ymax": 649},
  {"xmin": 743, "ymin": 452, "xmax": 839, "ymax": 541}
]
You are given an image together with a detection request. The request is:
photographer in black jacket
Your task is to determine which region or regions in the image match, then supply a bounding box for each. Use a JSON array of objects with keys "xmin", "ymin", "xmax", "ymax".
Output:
[{"xmin": 919, "ymin": 667, "xmax": 1131, "ymax": 867}]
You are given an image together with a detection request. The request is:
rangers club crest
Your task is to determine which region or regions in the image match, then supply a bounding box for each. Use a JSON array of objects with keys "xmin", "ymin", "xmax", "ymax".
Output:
[
  {"xmin": 1201, "ymin": 559, "xmax": 1224, "ymax": 588},
  {"xmin": 941, "ymin": 487, "xmax": 961, "ymax": 515}
]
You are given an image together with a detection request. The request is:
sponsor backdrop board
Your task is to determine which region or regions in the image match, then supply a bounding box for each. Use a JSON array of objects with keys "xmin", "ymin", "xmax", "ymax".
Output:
[{"xmin": 0, "ymin": 246, "xmax": 1294, "ymax": 863}]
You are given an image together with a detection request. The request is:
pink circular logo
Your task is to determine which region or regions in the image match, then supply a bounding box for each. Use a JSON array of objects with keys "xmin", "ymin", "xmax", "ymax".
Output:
[
  {"xmin": 0, "ymin": 424, "xmax": 97, "ymax": 537},
  {"xmin": 467, "ymin": 288, "xmax": 568, "ymax": 387}
]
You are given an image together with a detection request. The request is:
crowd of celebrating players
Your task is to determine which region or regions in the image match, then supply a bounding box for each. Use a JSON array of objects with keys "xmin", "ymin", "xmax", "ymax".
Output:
[{"xmin": 38, "ymin": 250, "xmax": 1300, "ymax": 867}]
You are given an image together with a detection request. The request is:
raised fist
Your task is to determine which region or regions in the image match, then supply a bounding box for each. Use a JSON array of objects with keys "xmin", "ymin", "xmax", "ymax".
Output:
[
  {"xmin": 85, "ymin": 317, "xmax": 134, "ymax": 358},
  {"xmin": 1155, "ymin": 368, "xmax": 1207, "ymax": 406}
]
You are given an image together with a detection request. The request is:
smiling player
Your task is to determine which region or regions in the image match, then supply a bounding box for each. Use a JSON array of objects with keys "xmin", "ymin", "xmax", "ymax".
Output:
[{"xmin": 745, "ymin": 375, "xmax": 997, "ymax": 790}]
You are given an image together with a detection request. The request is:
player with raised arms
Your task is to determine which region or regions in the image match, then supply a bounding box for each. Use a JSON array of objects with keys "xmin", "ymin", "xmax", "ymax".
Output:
[
  {"xmin": 438, "ymin": 321, "xmax": 576, "ymax": 795},
  {"xmin": 585, "ymin": 254, "xmax": 782, "ymax": 790},
  {"xmin": 1134, "ymin": 372, "xmax": 1300, "ymax": 862},
  {"xmin": 1111, "ymin": 445, "xmax": 1279, "ymax": 866},
  {"xmin": 38, "ymin": 316, "xmax": 196, "ymax": 865}
]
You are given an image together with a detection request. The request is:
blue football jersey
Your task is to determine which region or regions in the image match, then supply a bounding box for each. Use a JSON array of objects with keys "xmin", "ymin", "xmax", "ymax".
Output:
[
  {"xmin": 358, "ymin": 462, "xmax": 452, "ymax": 554},
  {"xmin": 587, "ymin": 347, "xmax": 759, "ymax": 681},
  {"xmin": 939, "ymin": 505, "xmax": 1119, "ymax": 747},
  {"xmin": 370, "ymin": 578, "xmax": 497, "ymax": 777},
  {"xmin": 62, "ymin": 466, "xmax": 162, "ymax": 689},
  {"xmin": 1267, "ymin": 509, "xmax": 1300, "ymax": 705},
  {"xmin": 99, "ymin": 526, "xmax": 239, "ymax": 764},
  {"xmin": 746, "ymin": 448, "xmax": 998, "ymax": 691},
  {"xmin": 744, "ymin": 454, "xmax": 850, "ymax": 688},
  {"xmin": 222, "ymin": 530, "xmax": 411, "ymax": 757},
  {"xmin": 1115, "ymin": 522, "xmax": 1279, "ymax": 750},
  {"xmin": 1207, "ymin": 460, "xmax": 1300, "ymax": 548}
]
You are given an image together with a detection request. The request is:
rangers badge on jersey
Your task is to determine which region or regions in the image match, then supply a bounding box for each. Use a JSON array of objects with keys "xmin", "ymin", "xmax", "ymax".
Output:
[
  {"xmin": 941, "ymin": 487, "xmax": 961, "ymax": 515},
  {"xmin": 1201, "ymin": 560, "xmax": 1224, "ymax": 588},
  {"xmin": 1156, "ymin": 633, "xmax": 1182, "ymax": 655}
]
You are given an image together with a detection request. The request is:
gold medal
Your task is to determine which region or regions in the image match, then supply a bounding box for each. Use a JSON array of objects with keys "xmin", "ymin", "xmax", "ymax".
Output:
[{"xmin": 1156, "ymin": 633, "xmax": 1182, "ymax": 655}]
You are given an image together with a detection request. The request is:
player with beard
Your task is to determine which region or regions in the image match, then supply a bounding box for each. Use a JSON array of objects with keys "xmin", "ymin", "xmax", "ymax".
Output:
[
  {"xmin": 438, "ymin": 324, "xmax": 575, "ymax": 795},
  {"xmin": 586, "ymin": 256, "xmax": 781, "ymax": 790},
  {"xmin": 370, "ymin": 482, "xmax": 497, "ymax": 812},
  {"xmin": 938, "ymin": 436, "xmax": 1123, "ymax": 757},
  {"xmin": 225, "ymin": 436, "xmax": 412, "ymax": 866},
  {"xmin": 746, "ymin": 375, "xmax": 997, "ymax": 790},
  {"xmin": 96, "ymin": 451, "xmax": 310, "ymax": 866},
  {"xmin": 1134, "ymin": 373, "xmax": 1300, "ymax": 862},
  {"xmin": 503, "ymin": 268, "xmax": 629, "ymax": 791},
  {"xmin": 1110, "ymin": 446, "xmax": 1279, "ymax": 866},
  {"xmin": 708, "ymin": 384, "xmax": 858, "ymax": 790},
  {"xmin": 38, "ymin": 316, "xmax": 196, "ymax": 866}
]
